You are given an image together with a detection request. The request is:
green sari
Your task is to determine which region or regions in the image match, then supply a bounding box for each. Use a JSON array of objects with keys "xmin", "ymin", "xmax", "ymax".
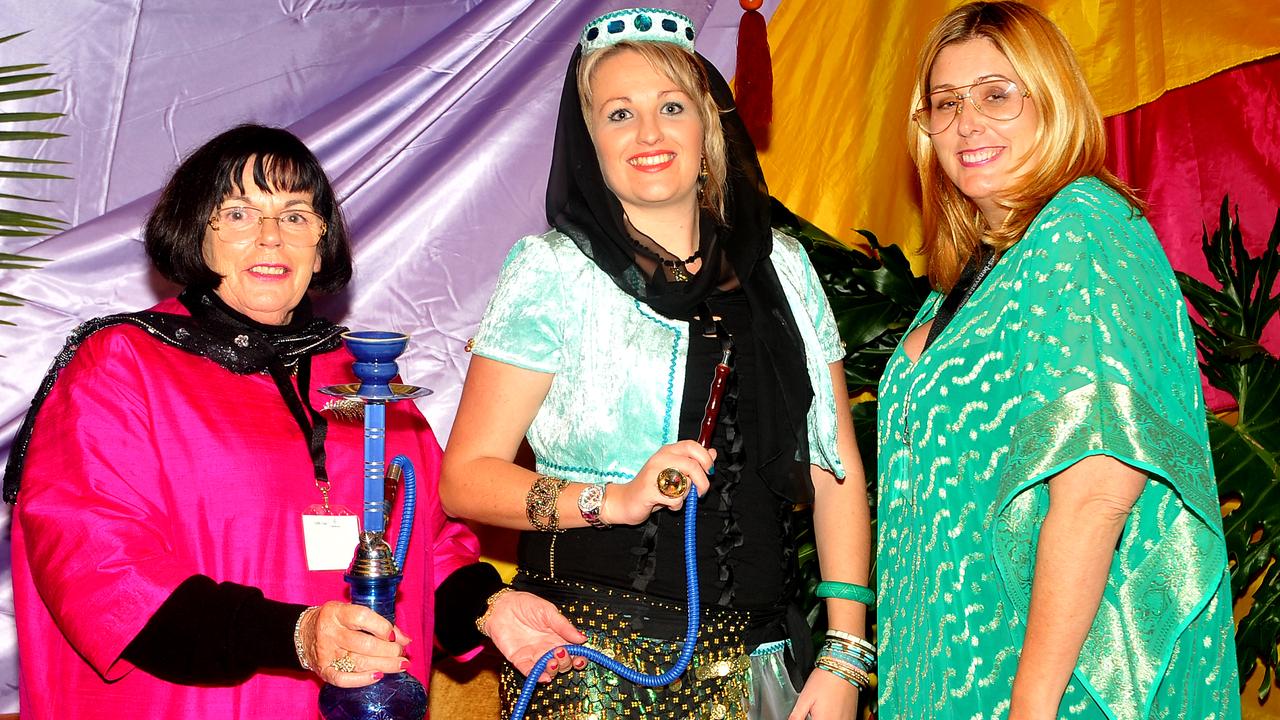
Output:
[{"xmin": 876, "ymin": 177, "xmax": 1240, "ymax": 719}]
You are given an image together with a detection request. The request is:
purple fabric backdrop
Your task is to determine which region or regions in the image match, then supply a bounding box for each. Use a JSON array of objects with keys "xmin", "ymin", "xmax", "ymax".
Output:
[{"xmin": 0, "ymin": 0, "xmax": 778, "ymax": 708}]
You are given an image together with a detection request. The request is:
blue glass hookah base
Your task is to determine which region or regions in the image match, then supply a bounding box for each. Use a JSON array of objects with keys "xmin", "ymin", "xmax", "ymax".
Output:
[{"xmin": 319, "ymin": 673, "xmax": 427, "ymax": 720}]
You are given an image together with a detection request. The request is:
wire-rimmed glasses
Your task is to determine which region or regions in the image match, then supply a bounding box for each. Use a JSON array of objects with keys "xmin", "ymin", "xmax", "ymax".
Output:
[
  {"xmin": 207, "ymin": 206, "xmax": 327, "ymax": 246},
  {"xmin": 913, "ymin": 78, "xmax": 1031, "ymax": 135}
]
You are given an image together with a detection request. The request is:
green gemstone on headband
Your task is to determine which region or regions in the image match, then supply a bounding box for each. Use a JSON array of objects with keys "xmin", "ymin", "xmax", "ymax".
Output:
[{"xmin": 579, "ymin": 8, "xmax": 696, "ymax": 54}]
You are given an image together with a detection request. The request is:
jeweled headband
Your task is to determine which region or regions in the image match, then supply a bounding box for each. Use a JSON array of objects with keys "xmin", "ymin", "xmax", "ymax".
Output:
[{"xmin": 579, "ymin": 7, "xmax": 696, "ymax": 54}]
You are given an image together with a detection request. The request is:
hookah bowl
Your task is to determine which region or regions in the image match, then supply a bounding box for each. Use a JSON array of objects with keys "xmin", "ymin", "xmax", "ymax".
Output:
[{"xmin": 318, "ymin": 331, "xmax": 431, "ymax": 720}]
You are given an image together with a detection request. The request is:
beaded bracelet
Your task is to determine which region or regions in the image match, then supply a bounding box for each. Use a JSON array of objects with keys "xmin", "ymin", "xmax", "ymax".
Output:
[
  {"xmin": 821, "ymin": 639, "xmax": 874, "ymax": 672},
  {"xmin": 293, "ymin": 606, "xmax": 319, "ymax": 671},
  {"xmin": 815, "ymin": 581, "xmax": 875, "ymax": 606},
  {"xmin": 475, "ymin": 587, "xmax": 515, "ymax": 637},
  {"xmin": 815, "ymin": 655, "xmax": 871, "ymax": 691},
  {"xmin": 816, "ymin": 655, "xmax": 870, "ymax": 685},
  {"xmin": 825, "ymin": 628, "xmax": 875, "ymax": 650},
  {"xmin": 525, "ymin": 475, "xmax": 569, "ymax": 533},
  {"xmin": 824, "ymin": 627, "xmax": 875, "ymax": 655},
  {"xmin": 823, "ymin": 632, "xmax": 877, "ymax": 667}
]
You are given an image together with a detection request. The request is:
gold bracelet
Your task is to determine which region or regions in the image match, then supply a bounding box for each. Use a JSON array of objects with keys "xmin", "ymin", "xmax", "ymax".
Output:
[
  {"xmin": 526, "ymin": 475, "xmax": 569, "ymax": 533},
  {"xmin": 475, "ymin": 587, "xmax": 515, "ymax": 637},
  {"xmin": 293, "ymin": 606, "xmax": 319, "ymax": 671}
]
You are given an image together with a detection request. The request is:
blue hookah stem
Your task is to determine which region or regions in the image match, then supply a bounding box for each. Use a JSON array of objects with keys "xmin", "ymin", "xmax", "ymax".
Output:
[
  {"xmin": 507, "ymin": 490, "xmax": 701, "ymax": 720},
  {"xmin": 390, "ymin": 454, "xmax": 416, "ymax": 570},
  {"xmin": 362, "ymin": 402, "xmax": 386, "ymax": 533}
]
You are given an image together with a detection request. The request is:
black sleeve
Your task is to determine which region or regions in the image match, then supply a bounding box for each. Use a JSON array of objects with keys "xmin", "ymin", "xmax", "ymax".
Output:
[
  {"xmin": 433, "ymin": 562, "xmax": 505, "ymax": 656},
  {"xmin": 122, "ymin": 574, "xmax": 308, "ymax": 685}
]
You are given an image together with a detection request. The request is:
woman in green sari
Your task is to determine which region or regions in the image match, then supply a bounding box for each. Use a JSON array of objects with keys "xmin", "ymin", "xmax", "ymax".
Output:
[{"xmin": 877, "ymin": 2, "xmax": 1240, "ymax": 718}]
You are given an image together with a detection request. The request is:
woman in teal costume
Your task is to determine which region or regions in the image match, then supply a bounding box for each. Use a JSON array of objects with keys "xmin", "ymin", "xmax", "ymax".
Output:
[
  {"xmin": 877, "ymin": 2, "xmax": 1240, "ymax": 718},
  {"xmin": 442, "ymin": 7, "xmax": 872, "ymax": 720}
]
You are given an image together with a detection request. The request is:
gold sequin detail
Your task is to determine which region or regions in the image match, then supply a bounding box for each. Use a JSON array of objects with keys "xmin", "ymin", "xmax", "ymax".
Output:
[{"xmin": 498, "ymin": 577, "xmax": 751, "ymax": 719}]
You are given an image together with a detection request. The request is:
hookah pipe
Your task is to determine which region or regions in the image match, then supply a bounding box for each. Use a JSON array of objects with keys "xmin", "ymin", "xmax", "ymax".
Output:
[
  {"xmin": 318, "ymin": 331, "xmax": 433, "ymax": 720},
  {"xmin": 508, "ymin": 335, "xmax": 735, "ymax": 720}
]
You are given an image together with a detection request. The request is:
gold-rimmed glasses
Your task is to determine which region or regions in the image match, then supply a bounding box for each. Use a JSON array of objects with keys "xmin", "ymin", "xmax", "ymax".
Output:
[
  {"xmin": 207, "ymin": 206, "xmax": 327, "ymax": 246},
  {"xmin": 913, "ymin": 78, "xmax": 1031, "ymax": 135}
]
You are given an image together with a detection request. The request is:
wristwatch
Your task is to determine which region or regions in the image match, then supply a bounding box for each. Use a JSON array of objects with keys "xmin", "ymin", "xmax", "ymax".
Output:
[{"xmin": 577, "ymin": 483, "xmax": 610, "ymax": 529}]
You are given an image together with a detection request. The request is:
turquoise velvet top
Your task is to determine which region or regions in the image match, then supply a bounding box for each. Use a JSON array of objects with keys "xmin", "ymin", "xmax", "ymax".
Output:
[{"xmin": 471, "ymin": 228, "xmax": 847, "ymax": 485}]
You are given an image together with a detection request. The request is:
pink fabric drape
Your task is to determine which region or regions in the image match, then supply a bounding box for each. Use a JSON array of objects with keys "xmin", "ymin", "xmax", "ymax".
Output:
[{"xmin": 1105, "ymin": 54, "xmax": 1280, "ymax": 409}]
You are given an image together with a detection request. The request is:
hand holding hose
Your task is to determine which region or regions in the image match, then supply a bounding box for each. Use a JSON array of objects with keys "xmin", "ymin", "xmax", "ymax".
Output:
[
  {"xmin": 484, "ymin": 591, "xmax": 589, "ymax": 681},
  {"xmin": 602, "ymin": 441, "xmax": 715, "ymax": 525}
]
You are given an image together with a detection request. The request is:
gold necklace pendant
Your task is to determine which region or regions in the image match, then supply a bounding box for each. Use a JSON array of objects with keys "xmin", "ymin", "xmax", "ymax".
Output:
[{"xmin": 671, "ymin": 264, "xmax": 689, "ymax": 282}]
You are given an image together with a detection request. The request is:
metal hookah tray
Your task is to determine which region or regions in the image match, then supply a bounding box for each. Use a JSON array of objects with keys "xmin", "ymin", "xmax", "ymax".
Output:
[{"xmin": 318, "ymin": 383, "xmax": 434, "ymax": 402}]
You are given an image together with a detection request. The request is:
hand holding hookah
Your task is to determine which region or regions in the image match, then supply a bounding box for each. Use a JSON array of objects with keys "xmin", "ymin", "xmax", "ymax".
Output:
[
  {"xmin": 318, "ymin": 331, "xmax": 432, "ymax": 720},
  {"xmin": 507, "ymin": 331, "xmax": 735, "ymax": 720}
]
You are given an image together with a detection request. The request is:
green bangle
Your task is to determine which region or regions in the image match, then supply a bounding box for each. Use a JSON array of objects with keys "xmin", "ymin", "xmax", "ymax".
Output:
[{"xmin": 815, "ymin": 581, "xmax": 875, "ymax": 606}]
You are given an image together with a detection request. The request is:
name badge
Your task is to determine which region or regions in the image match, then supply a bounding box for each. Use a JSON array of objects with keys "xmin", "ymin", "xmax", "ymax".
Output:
[{"xmin": 301, "ymin": 510, "xmax": 360, "ymax": 571}]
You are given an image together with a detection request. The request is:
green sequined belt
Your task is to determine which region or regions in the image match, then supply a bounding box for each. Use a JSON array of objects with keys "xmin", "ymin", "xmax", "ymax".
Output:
[{"xmin": 500, "ymin": 572, "xmax": 754, "ymax": 720}]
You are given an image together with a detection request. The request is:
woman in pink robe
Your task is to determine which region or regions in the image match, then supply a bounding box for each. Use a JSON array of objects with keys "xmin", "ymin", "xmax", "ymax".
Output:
[{"xmin": 4, "ymin": 124, "xmax": 574, "ymax": 719}]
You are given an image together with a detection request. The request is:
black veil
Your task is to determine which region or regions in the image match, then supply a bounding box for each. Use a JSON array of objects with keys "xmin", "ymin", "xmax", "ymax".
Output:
[{"xmin": 545, "ymin": 44, "xmax": 815, "ymax": 503}]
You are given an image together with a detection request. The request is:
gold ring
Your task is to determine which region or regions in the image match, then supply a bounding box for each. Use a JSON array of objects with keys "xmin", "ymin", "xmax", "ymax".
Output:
[
  {"xmin": 656, "ymin": 467, "xmax": 690, "ymax": 498},
  {"xmin": 329, "ymin": 653, "xmax": 357, "ymax": 673}
]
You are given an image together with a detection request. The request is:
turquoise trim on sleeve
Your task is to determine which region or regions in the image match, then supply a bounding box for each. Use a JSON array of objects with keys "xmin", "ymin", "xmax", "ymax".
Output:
[{"xmin": 538, "ymin": 460, "xmax": 632, "ymax": 481}]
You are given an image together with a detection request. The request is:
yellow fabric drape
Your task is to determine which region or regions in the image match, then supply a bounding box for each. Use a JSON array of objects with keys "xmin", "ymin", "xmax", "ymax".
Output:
[{"xmin": 751, "ymin": 0, "xmax": 1280, "ymax": 269}]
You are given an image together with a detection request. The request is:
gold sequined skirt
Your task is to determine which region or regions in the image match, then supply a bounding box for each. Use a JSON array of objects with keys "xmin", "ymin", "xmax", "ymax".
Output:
[{"xmin": 499, "ymin": 573, "xmax": 754, "ymax": 720}]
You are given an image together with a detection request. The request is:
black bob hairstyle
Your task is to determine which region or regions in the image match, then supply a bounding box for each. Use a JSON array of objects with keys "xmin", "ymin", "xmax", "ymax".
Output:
[{"xmin": 144, "ymin": 124, "xmax": 353, "ymax": 293}]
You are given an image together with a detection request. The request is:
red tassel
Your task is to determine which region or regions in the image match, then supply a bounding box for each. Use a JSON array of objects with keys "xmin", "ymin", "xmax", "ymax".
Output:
[{"xmin": 735, "ymin": 7, "xmax": 773, "ymax": 150}]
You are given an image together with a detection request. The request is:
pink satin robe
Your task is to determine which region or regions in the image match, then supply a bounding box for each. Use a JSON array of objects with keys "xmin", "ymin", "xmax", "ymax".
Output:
[{"xmin": 11, "ymin": 298, "xmax": 480, "ymax": 718}]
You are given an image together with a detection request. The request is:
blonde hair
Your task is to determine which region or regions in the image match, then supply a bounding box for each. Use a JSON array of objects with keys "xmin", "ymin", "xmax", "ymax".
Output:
[
  {"xmin": 908, "ymin": 1, "xmax": 1142, "ymax": 289},
  {"xmin": 578, "ymin": 41, "xmax": 728, "ymax": 222}
]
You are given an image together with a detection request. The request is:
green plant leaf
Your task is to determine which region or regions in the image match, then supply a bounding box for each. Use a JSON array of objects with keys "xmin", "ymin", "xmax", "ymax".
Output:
[
  {"xmin": 0, "ymin": 209, "xmax": 65, "ymax": 225},
  {"xmin": 0, "ymin": 170, "xmax": 70, "ymax": 180},
  {"xmin": 0, "ymin": 155, "xmax": 66, "ymax": 164},
  {"xmin": 1212, "ymin": 357, "xmax": 1280, "ymax": 699},
  {"xmin": 1247, "ymin": 209, "xmax": 1280, "ymax": 341},
  {"xmin": 0, "ymin": 212, "xmax": 61, "ymax": 230},
  {"xmin": 0, "ymin": 88, "xmax": 58, "ymax": 102},
  {"xmin": 773, "ymin": 197, "xmax": 930, "ymax": 396},
  {"xmin": 0, "ymin": 29, "xmax": 65, "ymax": 330},
  {"xmin": 0, "ymin": 130, "xmax": 65, "ymax": 141},
  {"xmin": 0, "ymin": 111, "xmax": 62, "ymax": 123},
  {"xmin": 0, "ymin": 63, "xmax": 44, "ymax": 74},
  {"xmin": 0, "ymin": 72, "xmax": 54, "ymax": 86},
  {"xmin": 1179, "ymin": 195, "xmax": 1280, "ymax": 701}
]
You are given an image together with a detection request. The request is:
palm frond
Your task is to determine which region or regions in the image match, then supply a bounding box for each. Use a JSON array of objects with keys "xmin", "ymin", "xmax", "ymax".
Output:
[
  {"xmin": 0, "ymin": 88, "xmax": 58, "ymax": 102},
  {"xmin": 0, "ymin": 28, "xmax": 66, "ymax": 325}
]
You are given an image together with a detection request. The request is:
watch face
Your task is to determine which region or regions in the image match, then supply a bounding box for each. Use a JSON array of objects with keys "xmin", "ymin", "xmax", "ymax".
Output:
[{"xmin": 578, "ymin": 484, "xmax": 608, "ymax": 527}]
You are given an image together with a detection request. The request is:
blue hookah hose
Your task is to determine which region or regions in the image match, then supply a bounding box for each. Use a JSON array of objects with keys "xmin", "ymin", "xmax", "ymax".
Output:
[
  {"xmin": 507, "ymin": 333, "xmax": 732, "ymax": 720},
  {"xmin": 507, "ymin": 490, "xmax": 701, "ymax": 720},
  {"xmin": 389, "ymin": 454, "xmax": 416, "ymax": 569}
]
